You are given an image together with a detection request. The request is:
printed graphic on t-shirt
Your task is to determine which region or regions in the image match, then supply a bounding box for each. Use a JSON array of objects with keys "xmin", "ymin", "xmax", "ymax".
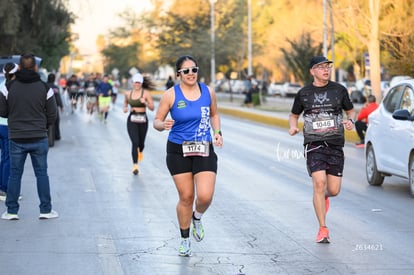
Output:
[
  {"xmin": 69, "ymin": 84, "xmax": 78, "ymax": 93},
  {"xmin": 314, "ymin": 92, "xmax": 330, "ymax": 104},
  {"xmin": 86, "ymin": 83, "xmax": 96, "ymax": 96},
  {"xmin": 196, "ymin": 106, "xmax": 210, "ymax": 140},
  {"xmin": 303, "ymin": 91, "xmax": 344, "ymax": 140}
]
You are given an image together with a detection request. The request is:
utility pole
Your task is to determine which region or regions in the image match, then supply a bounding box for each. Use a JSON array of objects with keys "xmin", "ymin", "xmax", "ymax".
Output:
[
  {"xmin": 323, "ymin": 0, "xmax": 328, "ymax": 57},
  {"xmin": 210, "ymin": 0, "xmax": 217, "ymax": 87}
]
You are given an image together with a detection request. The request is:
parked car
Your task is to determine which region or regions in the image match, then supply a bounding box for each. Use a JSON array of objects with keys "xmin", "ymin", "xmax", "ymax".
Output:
[
  {"xmin": 283, "ymin": 82, "xmax": 302, "ymax": 97},
  {"xmin": 389, "ymin": 75, "xmax": 412, "ymax": 87},
  {"xmin": 350, "ymin": 90, "xmax": 366, "ymax": 104},
  {"xmin": 230, "ymin": 79, "xmax": 250, "ymax": 94},
  {"xmin": 267, "ymin": 82, "xmax": 285, "ymax": 96},
  {"xmin": 365, "ymin": 79, "xmax": 414, "ymax": 196},
  {"xmin": 214, "ymin": 79, "xmax": 230, "ymax": 93},
  {"xmin": 340, "ymin": 82, "xmax": 365, "ymax": 103},
  {"xmin": 0, "ymin": 55, "xmax": 47, "ymax": 81}
]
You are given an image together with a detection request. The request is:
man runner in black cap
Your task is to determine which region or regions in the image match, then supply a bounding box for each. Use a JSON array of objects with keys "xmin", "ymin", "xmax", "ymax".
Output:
[{"xmin": 288, "ymin": 56, "xmax": 356, "ymax": 243}]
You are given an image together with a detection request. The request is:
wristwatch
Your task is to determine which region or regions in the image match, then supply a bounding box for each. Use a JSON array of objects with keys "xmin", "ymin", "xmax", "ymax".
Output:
[{"xmin": 349, "ymin": 118, "xmax": 355, "ymax": 124}]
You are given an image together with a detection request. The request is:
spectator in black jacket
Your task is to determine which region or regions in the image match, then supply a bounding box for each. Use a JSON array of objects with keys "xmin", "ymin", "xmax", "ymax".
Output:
[
  {"xmin": 47, "ymin": 73, "xmax": 63, "ymax": 140},
  {"xmin": 0, "ymin": 53, "xmax": 58, "ymax": 220},
  {"xmin": 0, "ymin": 62, "xmax": 18, "ymax": 202},
  {"xmin": 166, "ymin": 75, "xmax": 175, "ymax": 90}
]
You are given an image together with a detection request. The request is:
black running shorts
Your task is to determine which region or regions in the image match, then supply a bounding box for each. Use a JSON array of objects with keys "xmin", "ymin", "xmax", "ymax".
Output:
[
  {"xmin": 166, "ymin": 141, "xmax": 218, "ymax": 176},
  {"xmin": 305, "ymin": 143, "xmax": 344, "ymax": 177}
]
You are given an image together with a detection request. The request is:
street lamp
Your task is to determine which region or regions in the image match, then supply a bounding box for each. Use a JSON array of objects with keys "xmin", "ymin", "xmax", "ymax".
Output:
[
  {"xmin": 210, "ymin": 0, "xmax": 217, "ymax": 87},
  {"xmin": 247, "ymin": 0, "xmax": 252, "ymax": 76},
  {"xmin": 323, "ymin": 0, "xmax": 335, "ymax": 80},
  {"xmin": 323, "ymin": 0, "xmax": 328, "ymax": 57}
]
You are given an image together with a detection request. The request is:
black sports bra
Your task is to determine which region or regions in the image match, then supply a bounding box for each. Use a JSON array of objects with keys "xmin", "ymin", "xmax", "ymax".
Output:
[{"xmin": 128, "ymin": 89, "xmax": 146, "ymax": 108}]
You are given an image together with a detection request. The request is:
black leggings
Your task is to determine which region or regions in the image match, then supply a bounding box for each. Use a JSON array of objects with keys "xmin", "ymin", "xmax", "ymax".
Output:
[
  {"xmin": 355, "ymin": 120, "xmax": 367, "ymax": 142},
  {"xmin": 127, "ymin": 112, "xmax": 148, "ymax": 163}
]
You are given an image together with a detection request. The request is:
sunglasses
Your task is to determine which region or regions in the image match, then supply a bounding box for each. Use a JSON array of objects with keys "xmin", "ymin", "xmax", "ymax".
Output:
[{"xmin": 178, "ymin": 67, "xmax": 199, "ymax": 74}]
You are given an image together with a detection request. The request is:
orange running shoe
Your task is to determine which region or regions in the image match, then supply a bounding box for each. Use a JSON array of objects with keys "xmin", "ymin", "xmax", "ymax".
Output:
[
  {"xmin": 132, "ymin": 164, "xmax": 139, "ymax": 175},
  {"xmin": 325, "ymin": 196, "xmax": 330, "ymax": 214},
  {"xmin": 316, "ymin": 226, "xmax": 330, "ymax": 243},
  {"xmin": 138, "ymin": 151, "xmax": 144, "ymax": 162}
]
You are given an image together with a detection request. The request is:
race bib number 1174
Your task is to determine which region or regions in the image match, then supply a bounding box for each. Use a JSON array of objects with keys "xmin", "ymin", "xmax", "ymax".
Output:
[{"xmin": 182, "ymin": 141, "xmax": 209, "ymax": 157}]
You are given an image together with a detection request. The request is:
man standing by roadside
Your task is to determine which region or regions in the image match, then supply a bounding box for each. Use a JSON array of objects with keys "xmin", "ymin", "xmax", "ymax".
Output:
[
  {"xmin": 0, "ymin": 53, "xmax": 58, "ymax": 220},
  {"xmin": 288, "ymin": 56, "xmax": 355, "ymax": 243},
  {"xmin": 355, "ymin": 94, "xmax": 378, "ymax": 146}
]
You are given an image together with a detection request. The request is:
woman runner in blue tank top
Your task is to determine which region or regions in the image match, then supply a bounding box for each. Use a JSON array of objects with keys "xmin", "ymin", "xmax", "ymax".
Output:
[{"xmin": 153, "ymin": 55, "xmax": 223, "ymax": 257}]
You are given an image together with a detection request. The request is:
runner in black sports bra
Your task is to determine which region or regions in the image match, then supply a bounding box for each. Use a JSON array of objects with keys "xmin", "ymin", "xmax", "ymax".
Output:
[{"xmin": 123, "ymin": 73, "xmax": 155, "ymax": 175}]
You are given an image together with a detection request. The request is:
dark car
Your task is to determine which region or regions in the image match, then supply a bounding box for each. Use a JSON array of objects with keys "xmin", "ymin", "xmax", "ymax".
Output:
[
  {"xmin": 350, "ymin": 90, "xmax": 366, "ymax": 104},
  {"xmin": 0, "ymin": 55, "xmax": 41, "ymax": 70}
]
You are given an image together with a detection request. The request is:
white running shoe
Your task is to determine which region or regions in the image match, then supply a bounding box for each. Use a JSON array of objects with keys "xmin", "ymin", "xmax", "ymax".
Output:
[
  {"xmin": 39, "ymin": 210, "xmax": 59, "ymax": 219},
  {"xmin": 1, "ymin": 211, "xmax": 19, "ymax": 220},
  {"xmin": 178, "ymin": 238, "xmax": 192, "ymax": 257},
  {"xmin": 192, "ymin": 218, "xmax": 205, "ymax": 242}
]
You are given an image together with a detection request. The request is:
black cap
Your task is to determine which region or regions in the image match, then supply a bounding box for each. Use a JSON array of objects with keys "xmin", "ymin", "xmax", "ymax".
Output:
[{"xmin": 309, "ymin": 56, "xmax": 333, "ymax": 69}]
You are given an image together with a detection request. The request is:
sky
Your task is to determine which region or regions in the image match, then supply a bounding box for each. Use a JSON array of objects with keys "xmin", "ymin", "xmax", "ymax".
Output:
[{"xmin": 68, "ymin": 0, "xmax": 153, "ymax": 55}]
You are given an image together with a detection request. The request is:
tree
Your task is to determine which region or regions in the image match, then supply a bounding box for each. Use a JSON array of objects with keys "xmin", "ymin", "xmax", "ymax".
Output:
[
  {"xmin": 379, "ymin": 0, "xmax": 414, "ymax": 76},
  {"xmin": 0, "ymin": 0, "xmax": 74, "ymax": 71},
  {"xmin": 333, "ymin": 0, "xmax": 390, "ymax": 101},
  {"xmin": 101, "ymin": 8, "xmax": 160, "ymax": 77},
  {"xmin": 280, "ymin": 33, "xmax": 323, "ymax": 85},
  {"xmin": 253, "ymin": 0, "xmax": 324, "ymax": 82},
  {"xmin": 70, "ymin": 0, "xmax": 414, "ymax": 87},
  {"xmin": 101, "ymin": 43, "xmax": 140, "ymax": 79},
  {"xmin": 152, "ymin": 0, "xmax": 212, "ymax": 81}
]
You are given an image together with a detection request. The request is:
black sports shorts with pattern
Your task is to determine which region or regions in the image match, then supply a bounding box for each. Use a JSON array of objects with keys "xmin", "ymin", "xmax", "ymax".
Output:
[{"xmin": 305, "ymin": 143, "xmax": 344, "ymax": 177}]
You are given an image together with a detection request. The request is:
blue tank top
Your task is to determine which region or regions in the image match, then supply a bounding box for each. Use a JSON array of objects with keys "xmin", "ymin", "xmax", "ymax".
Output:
[{"xmin": 168, "ymin": 82, "xmax": 212, "ymax": 144}]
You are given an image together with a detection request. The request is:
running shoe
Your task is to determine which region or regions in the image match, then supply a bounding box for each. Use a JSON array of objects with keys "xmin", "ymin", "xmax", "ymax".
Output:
[
  {"xmin": 1, "ymin": 211, "xmax": 19, "ymax": 220},
  {"xmin": 138, "ymin": 151, "xmax": 144, "ymax": 162},
  {"xmin": 39, "ymin": 210, "xmax": 59, "ymax": 219},
  {"xmin": 132, "ymin": 164, "xmax": 139, "ymax": 175},
  {"xmin": 316, "ymin": 226, "xmax": 330, "ymax": 243},
  {"xmin": 178, "ymin": 237, "xmax": 192, "ymax": 257},
  {"xmin": 325, "ymin": 196, "xmax": 330, "ymax": 214},
  {"xmin": 192, "ymin": 217, "xmax": 205, "ymax": 242}
]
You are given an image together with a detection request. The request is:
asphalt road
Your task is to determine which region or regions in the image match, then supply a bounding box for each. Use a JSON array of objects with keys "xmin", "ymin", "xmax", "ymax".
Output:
[{"xmin": 0, "ymin": 97, "xmax": 413, "ymax": 275}]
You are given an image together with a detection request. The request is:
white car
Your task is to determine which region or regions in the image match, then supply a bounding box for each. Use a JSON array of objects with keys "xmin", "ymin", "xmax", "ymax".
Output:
[
  {"xmin": 365, "ymin": 79, "xmax": 414, "ymax": 196},
  {"xmin": 267, "ymin": 82, "xmax": 285, "ymax": 96},
  {"xmin": 283, "ymin": 82, "xmax": 302, "ymax": 97}
]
